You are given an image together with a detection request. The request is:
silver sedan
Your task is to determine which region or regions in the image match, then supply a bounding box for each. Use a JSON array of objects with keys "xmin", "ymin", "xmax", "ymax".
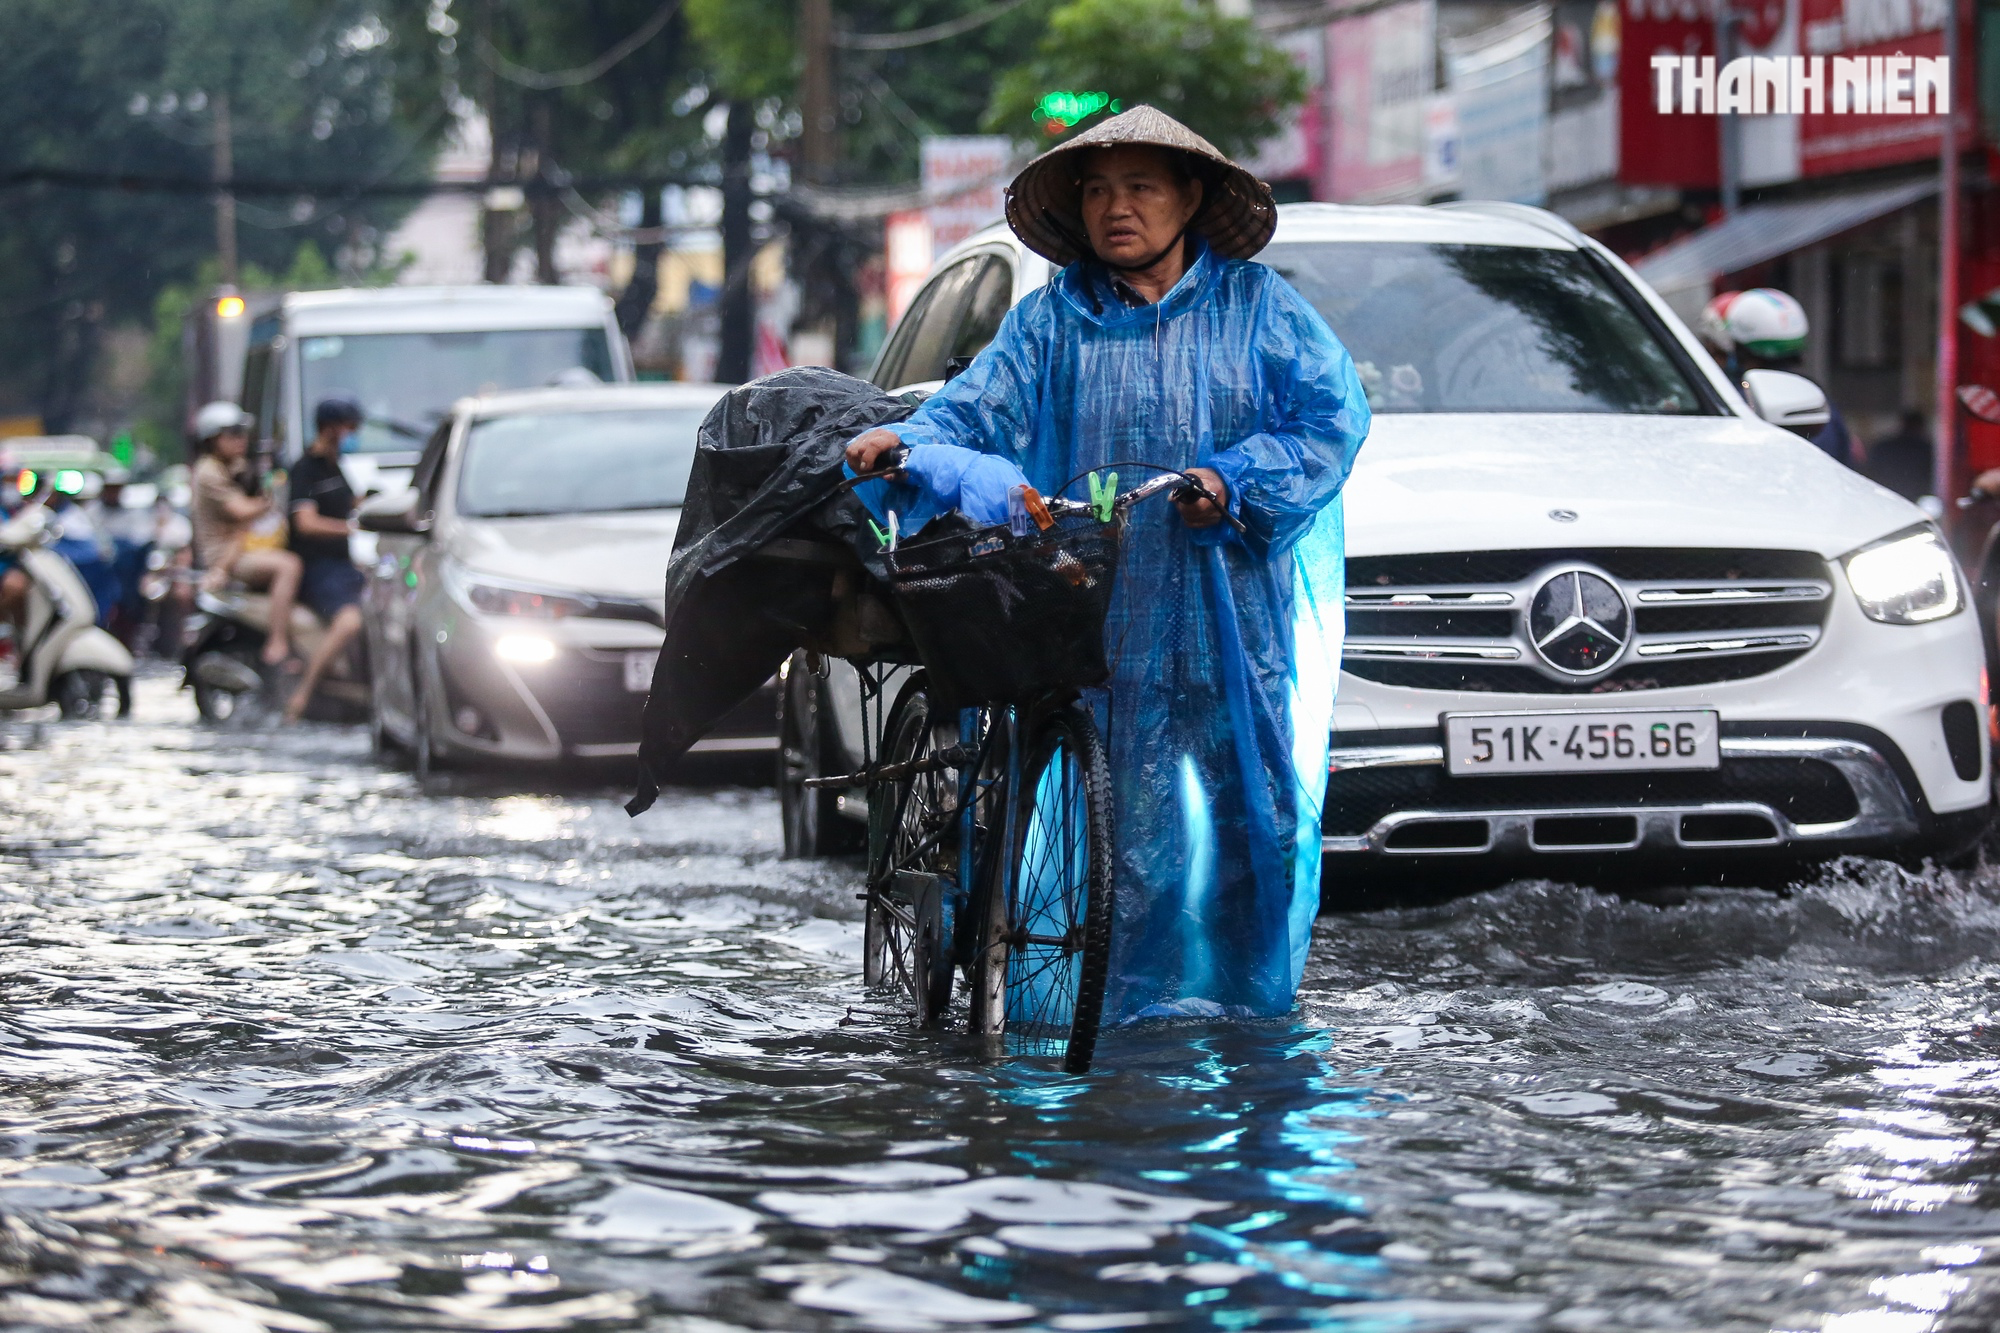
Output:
[{"xmin": 359, "ymin": 382, "xmax": 774, "ymax": 773}]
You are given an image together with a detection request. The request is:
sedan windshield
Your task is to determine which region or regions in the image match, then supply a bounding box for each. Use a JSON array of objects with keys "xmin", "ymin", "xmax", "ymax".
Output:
[
  {"xmin": 300, "ymin": 328, "xmax": 614, "ymax": 454},
  {"xmin": 1263, "ymin": 242, "xmax": 1713, "ymax": 415},
  {"xmin": 456, "ymin": 407, "xmax": 708, "ymax": 518}
]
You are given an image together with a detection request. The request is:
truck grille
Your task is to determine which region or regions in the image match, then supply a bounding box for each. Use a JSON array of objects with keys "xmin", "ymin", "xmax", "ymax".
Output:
[{"xmin": 1343, "ymin": 548, "xmax": 1831, "ymax": 693}]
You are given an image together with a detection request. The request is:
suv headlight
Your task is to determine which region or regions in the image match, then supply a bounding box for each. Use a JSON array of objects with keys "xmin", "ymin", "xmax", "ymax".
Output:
[
  {"xmin": 1842, "ymin": 528, "xmax": 1964, "ymax": 625},
  {"xmin": 445, "ymin": 563, "xmax": 596, "ymax": 619}
]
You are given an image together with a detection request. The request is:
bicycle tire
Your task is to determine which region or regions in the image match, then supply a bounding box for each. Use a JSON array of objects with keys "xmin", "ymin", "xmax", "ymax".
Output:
[
  {"xmin": 865, "ymin": 677, "xmax": 956, "ymax": 1025},
  {"xmin": 976, "ymin": 699, "xmax": 1114, "ymax": 1073}
]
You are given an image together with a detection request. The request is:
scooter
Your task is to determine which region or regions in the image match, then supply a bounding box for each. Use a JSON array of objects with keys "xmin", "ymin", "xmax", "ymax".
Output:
[
  {"xmin": 0, "ymin": 507, "xmax": 136, "ymax": 719},
  {"xmin": 182, "ymin": 584, "xmax": 369, "ymax": 723}
]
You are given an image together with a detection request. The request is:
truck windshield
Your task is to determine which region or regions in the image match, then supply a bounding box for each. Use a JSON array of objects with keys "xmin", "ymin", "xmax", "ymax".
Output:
[
  {"xmin": 1263, "ymin": 242, "xmax": 1713, "ymax": 415},
  {"xmin": 300, "ymin": 328, "xmax": 615, "ymax": 454},
  {"xmin": 456, "ymin": 407, "xmax": 708, "ymax": 518}
]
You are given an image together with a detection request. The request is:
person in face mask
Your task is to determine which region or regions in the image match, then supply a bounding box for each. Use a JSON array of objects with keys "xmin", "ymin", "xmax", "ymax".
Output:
[{"xmin": 283, "ymin": 398, "xmax": 367, "ymax": 723}]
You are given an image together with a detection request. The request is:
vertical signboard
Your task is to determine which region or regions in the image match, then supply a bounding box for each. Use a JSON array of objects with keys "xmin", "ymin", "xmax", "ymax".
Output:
[
  {"xmin": 1618, "ymin": 0, "xmax": 1720, "ymax": 186},
  {"xmin": 1445, "ymin": 5, "xmax": 1555, "ymax": 203},
  {"xmin": 1321, "ymin": 0, "xmax": 1434, "ymax": 202},
  {"xmin": 1246, "ymin": 27, "xmax": 1327, "ymax": 188},
  {"xmin": 885, "ymin": 211, "xmax": 933, "ymax": 325},
  {"xmin": 921, "ymin": 136, "xmax": 1011, "ymax": 258}
]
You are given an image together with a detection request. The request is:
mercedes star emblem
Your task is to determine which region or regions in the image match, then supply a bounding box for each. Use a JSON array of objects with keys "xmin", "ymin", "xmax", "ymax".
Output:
[{"xmin": 1528, "ymin": 570, "xmax": 1630, "ymax": 675}]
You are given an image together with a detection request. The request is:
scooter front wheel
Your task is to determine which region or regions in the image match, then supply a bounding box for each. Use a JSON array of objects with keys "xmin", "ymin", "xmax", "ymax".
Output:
[{"xmin": 52, "ymin": 670, "xmax": 108, "ymax": 721}]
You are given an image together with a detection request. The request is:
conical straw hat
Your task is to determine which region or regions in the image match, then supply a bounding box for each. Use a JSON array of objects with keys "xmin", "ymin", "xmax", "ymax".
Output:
[{"xmin": 1003, "ymin": 105, "xmax": 1278, "ymax": 267}]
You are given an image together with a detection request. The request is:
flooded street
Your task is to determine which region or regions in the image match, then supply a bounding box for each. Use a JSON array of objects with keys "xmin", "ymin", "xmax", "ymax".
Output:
[{"xmin": 4, "ymin": 677, "xmax": 2000, "ymax": 1332}]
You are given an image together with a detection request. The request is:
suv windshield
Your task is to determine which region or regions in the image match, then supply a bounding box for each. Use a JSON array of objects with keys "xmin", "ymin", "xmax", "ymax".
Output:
[
  {"xmin": 301, "ymin": 328, "xmax": 614, "ymax": 454},
  {"xmin": 457, "ymin": 407, "xmax": 707, "ymax": 518},
  {"xmin": 1264, "ymin": 242, "xmax": 1713, "ymax": 415}
]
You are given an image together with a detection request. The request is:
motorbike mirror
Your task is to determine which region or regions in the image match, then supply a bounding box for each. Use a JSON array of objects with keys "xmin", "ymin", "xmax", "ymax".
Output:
[
  {"xmin": 1742, "ymin": 369, "xmax": 1831, "ymax": 432},
  {"xmin": 358, "ymin": 489, "xmax": 429, "ymax": 535}
]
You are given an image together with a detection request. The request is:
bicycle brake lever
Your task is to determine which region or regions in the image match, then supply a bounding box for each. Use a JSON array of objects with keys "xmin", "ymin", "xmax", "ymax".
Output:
[
  {"xmin": 1171, "ymin": 479, "xmax": 1250, "ymax": 536},
  {"xmin": 835, "ymin": 446, "xmax": 912, "ymax": 492}
]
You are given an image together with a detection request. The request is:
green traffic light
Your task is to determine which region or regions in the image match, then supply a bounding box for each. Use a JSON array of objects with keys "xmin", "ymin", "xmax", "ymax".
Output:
[{"xmin": 1033, "ymin": 90, "xmax": 1112, "ymax": 129}]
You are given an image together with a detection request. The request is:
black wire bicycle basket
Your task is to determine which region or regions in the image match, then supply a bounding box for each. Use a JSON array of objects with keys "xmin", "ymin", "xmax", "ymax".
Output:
[{"xmin": 884, "ymin": 513, "xmax": 1125, "ymax": 711}]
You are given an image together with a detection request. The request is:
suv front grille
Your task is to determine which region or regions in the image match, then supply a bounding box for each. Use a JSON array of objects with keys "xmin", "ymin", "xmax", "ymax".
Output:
[
  {"xmin": 1343, "ymin": 547, "xmax": 1832, "ymax": 694},
  {"xmin": 1323, "ymin": 757, "xmax": 1860, "ymax": 837}
]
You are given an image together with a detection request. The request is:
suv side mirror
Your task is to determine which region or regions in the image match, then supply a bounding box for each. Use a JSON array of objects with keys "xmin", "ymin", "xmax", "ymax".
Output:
[
  {"xmin": 358, "ymin": 489, "xmax": 429, "ymax": 535},
  {"xmin": 1743, "ymin": 369, "xmax": 1831, "ymax": 433}
]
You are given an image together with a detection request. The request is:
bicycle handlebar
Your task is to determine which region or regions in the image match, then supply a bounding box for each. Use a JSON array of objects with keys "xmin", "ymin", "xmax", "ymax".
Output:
[{"xmin": 843, "ymin": 449, "xmax": 1247, "ymax": 536}]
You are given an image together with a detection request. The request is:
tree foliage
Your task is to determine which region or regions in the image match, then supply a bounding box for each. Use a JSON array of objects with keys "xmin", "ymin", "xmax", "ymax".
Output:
[
  {"xmin": 985, "ymin": 0, "xmax": 1306, "ymax": 159},
  {"xmin": 0, "ymin": 0, "xmax": 448, "ymax": 432}
]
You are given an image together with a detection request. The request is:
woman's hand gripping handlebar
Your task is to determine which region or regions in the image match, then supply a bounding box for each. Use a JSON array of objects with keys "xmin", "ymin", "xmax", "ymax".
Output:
[
  {"xmin": 1048, "ymin": 465, "xmax": 1249, "ymax": 536},
  {"xmin": 844, "ymin": 428, "xmax": 909, "ymax": 482}
]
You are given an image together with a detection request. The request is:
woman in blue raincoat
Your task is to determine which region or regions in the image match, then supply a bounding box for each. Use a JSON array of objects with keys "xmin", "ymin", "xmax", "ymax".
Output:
[{"xmin": 847, "ymin": 107, "xmax": 1369, "ymax": 1024}]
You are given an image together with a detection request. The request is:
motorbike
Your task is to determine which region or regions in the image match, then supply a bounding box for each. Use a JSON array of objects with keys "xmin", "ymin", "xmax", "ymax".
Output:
[
  {"xmin": 182, "ymin": 585, "xmax": 369, "ymax": 723},
  {"xmin": 0, "ymin": 507, "xmax": 136, "ymax": 719}
]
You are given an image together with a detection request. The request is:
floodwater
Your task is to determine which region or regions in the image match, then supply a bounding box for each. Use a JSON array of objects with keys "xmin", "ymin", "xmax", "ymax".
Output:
[{"xmin": 3, "ymin": 677, "xmax": 2000, "ymax": 1331}]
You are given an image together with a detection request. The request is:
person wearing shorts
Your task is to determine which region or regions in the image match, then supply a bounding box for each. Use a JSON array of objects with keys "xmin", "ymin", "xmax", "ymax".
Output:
[
  {"xmin": 190, "ymin": 402, "xmax": 302, "ymax": 665},
  {"xmin": 283, "ymin": 399, "xmax": 367, "ymax": 723}
]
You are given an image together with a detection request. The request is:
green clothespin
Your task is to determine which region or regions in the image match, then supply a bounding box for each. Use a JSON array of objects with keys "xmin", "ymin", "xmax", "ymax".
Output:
[
  {"xmin": 867, "ymin": 518, "xmax": 890, "ymax": 548},
  {"xmin": 1088, "ymin": 471, "xmax": 1117, "ymax": 522}
]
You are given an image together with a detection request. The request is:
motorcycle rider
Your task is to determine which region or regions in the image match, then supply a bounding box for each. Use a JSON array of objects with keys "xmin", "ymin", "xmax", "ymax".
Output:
[
  {"xmin": 1700, "ymin": 288, "xmax": 1856, "ymax": 465},
  {"xmin": 281, "ymin": 398, "xmax": 366, "ymax": 724},
  {"xmin": 190, "ymin": 402, "xmax": 300, "ymax": 666}
]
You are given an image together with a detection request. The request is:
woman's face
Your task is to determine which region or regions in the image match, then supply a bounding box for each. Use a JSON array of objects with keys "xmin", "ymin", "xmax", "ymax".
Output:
[
  {"xmin": 212, "ymin": 428, "xmax": 249, "ymax": 463},
  {"xmin": 1078, "ymin": 146, "xmax": 1203, "ymax": 269}
]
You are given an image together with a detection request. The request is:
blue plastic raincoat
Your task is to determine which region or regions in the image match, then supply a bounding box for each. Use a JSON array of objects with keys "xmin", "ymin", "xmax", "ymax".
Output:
[{"xmin": 862, "ymin": 237, "xmax": 1370, "ymax": 1023}]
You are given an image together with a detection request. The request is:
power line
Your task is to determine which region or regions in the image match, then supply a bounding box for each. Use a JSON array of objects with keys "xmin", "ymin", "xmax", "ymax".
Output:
[
  {"xmin": 0, "ymin": 166, "xmax": 706, "ymax": 197},
  {"xmin": 834, "ymin": 0, "xmax": 1031, "ymax": 50},
  {"xmin": 476, "ymin": 0, "xmax": 682, "ymax": 90}
]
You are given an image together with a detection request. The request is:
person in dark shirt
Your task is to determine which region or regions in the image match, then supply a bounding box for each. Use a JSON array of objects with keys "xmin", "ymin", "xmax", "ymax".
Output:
[
  {"xmin": 1863, "ymin": 410, "xmax": 1935, "ymax": 502},
  {"xmin": 283, "ymin": 398, "xmax": 366, "ymax": 723}
]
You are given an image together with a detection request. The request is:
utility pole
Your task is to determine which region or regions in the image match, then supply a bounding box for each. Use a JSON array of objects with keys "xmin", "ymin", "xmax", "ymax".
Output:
[
  {"xmin": 480, "ymin": 0, "xmax": 517, "ymax": 283},
  {"xmin": 796, "ymin": 0, "xmax": 856, "ymax": 370},
  {"xmin": 1714, "ymin": 7, "xmax": 1740, "ymax": 216},
  {"xmin": 717, "ymin": 101, "xmax": 756, "ymax": 384},
  {"xmin": 213, "ymin": 91, "xmax": 238, "ymax": 287},
  {"xmin": 1934, "ymin": 0, "xmax": 1962, "ymax": 514},
  {"xmin": 798, "ymin": 0, "xmax": 836, "ymax": 185}
]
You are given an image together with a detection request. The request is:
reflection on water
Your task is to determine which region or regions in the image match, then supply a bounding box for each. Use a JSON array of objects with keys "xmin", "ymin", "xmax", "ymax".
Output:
[{"xmin": 0, "ymin": 679, "xmax": 1998, "ymax": 1329}]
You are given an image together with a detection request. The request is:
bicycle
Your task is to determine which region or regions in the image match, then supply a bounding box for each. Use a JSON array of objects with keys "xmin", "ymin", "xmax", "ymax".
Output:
[{"xmin": 807, "ymin": 458, "xmax": 1237, "ymax": 1073}]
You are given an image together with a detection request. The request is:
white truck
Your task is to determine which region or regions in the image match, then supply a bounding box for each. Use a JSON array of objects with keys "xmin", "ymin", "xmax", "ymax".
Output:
[{"xmin": 235, "ymin": 285, "xmax": 635, "ymax": 499}]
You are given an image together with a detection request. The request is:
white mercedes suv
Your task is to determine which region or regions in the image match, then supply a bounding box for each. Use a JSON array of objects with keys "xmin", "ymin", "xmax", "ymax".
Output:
[{"xmin": 778, "ymin": 202, "xmax": 1991, "ymax": 877}]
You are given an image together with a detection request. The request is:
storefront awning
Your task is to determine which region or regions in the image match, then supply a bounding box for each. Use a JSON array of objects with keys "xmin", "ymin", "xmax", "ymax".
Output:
[{"xmin": 1633, "ymin": 177, "xmax": 1938, "ymax": 292}]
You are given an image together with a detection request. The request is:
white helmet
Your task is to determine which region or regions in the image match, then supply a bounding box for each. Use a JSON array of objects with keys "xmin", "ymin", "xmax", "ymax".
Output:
[
  {"xmin": 193, "ymin": 401, "xmax": 255, "ymax": 441},
  {"xmin": 1705, "ymin": 289, "xmax": 1809, "ymax": 359}
]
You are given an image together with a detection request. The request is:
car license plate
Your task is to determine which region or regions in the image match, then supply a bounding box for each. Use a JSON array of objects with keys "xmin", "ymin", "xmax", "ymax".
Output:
[
  {"xmin": 1444, "ymin": 709, "xmax": 1719, "ymax": 776},
  {"xmin": 624, "ymin": 650, "xmax": 658, "ymax": 693}
]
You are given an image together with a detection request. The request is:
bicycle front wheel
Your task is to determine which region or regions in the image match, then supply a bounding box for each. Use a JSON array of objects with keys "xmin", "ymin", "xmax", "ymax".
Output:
[{"xmin": 978, "ymin": 700, "xmax": 1114, "ymax": 1073}]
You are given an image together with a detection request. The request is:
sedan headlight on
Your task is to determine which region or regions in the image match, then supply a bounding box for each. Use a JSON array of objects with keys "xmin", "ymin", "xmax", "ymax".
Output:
[
  {"xmin": 494, "ymin": 633, "xmax": 557, "ymax": 663},
  {"xmin": 1842, "ymin": 529, "xmax": 1964, "ymax": 625},
  {"xmin": 466, "ymin": 581, "xmax": 596, "ymax": 618}
]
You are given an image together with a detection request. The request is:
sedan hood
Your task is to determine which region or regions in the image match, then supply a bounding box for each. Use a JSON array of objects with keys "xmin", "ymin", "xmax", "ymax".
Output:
[
  {"xmin": 1344, "ymin": 414, "xmax": 1924, "ymax": 560},
  {"xmin": 448, "ymin": 509, "xmax": 681, "ymax": 603}
]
